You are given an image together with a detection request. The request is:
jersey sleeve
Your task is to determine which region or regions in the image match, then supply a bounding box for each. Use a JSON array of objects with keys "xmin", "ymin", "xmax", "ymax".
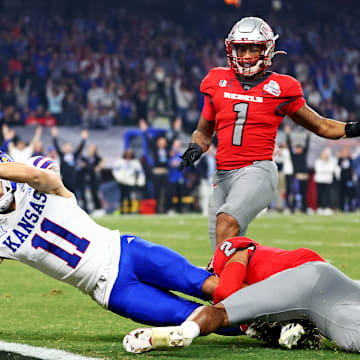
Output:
[
  {"xmin": 281, "ymin": 79, "xmax": 306, "ymax": 116},
  {"xmin": 201, "ymin": 94, "xmax": 215, "ymax": 121},
  {"xmin": 200, "ymin": 69, "xmax": 218, "ymax": 121},
  {"xmin": 200, "ymin": 69, "xmax": 217, "ymax": 97}
]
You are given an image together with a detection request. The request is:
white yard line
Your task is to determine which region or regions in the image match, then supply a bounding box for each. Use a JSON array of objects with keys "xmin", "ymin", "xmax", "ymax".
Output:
[{"xmin": 0, "ymin": 341, "xmax": 104, "ymax": 360}]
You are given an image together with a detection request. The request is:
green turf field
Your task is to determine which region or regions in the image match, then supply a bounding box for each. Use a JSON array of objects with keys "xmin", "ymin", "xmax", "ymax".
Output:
[{"xmin": 1, "ymin": 213, "xmax": 360, "ymax": 359}]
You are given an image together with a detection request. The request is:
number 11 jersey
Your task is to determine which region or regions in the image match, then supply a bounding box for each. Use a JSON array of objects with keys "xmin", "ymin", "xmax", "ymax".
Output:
[
  {"xmin": 0, "ymin": 184, "xmax": 120, "ymax": 299},
  {"xmin": 200, "ymin": 67, "xmax": 305, "ymax": 170}
]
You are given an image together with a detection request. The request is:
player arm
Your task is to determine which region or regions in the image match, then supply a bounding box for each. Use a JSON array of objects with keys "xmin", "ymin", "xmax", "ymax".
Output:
[
  {"xmin": 290, "ymin": 103, "xmax": 346, "ymax": 139},
  {"xmin": 179, "ymin": 115, "xmax": 215, "ymax": 170},
  {"xmin": 213, "ymin": 249, "xmax": 248, "ymax": 304},
  {"xmin": 191, "ymin": 115, "xmax": 216, "ymax": 153},
  {"xmin": 0, "ymin": 162, "xmax": 73, "ymax": 198}
]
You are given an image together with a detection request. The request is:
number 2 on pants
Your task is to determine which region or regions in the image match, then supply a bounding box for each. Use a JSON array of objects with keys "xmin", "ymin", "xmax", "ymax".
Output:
[
  {"xmin": 232, "ymin": 102, "xmax": 249, "ymax": 146},
  {"xmin": 32, "ymin": 218, "xmax": 90, "ymax": 269}
]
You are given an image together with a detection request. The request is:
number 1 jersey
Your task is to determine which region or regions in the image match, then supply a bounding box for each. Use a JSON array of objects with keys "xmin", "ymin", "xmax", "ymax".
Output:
[
  {"xmin": 0, "ymin": 184, "xmax": 120, "ymax": 299},
  {"xmin": 200, "ymin": 67, "xmax": 306, "ymax": 170}
]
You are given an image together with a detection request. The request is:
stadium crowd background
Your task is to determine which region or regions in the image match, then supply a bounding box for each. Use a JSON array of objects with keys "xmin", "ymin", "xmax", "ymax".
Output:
[{"xmin": 1, "ymin": 0, "xmax": 360, "ymax": 215}]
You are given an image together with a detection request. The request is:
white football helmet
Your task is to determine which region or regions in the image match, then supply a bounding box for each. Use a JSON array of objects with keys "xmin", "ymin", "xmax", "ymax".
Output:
[
  {"xmin": 225, "ymin": 17, "xmax": 285, "ymax": 77},
  {"xmin": 0, "ymin": 152, "xmax": 17, "ymax": 213},
  {"xmin": 26, "ymin": 156, "xmax": 61, "ymax": 176}
]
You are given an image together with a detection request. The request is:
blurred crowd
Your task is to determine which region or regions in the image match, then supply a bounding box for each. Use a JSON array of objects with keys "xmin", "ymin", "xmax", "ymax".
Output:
[
  {"xmin": 0, "ymin": 0, "xmax": 360, "ymax": 131},
  {"xmin": 0, "ymin": 0, "xmax": 360, "ymax": 215}
]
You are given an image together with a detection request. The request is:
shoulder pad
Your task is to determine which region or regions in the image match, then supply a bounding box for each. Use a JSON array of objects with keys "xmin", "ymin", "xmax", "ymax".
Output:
[{"xmin": 200, "ymin": 67, "xmax": 234, "ymax": 97}]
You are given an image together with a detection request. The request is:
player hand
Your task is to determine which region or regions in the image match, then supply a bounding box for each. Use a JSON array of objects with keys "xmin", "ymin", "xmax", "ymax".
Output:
[
  {"xmin": 51, "ymin": 126, "xmax": 58, "ymax": 137},
  {"xmin": 205, "ymin": 256, "xmax": 215, "ymax": 273},
  {"xmin": 139, "ymin": 118, "xmax": 148, "ymax": 132},
  {"xmin": 345, "ymin": 121, "xmax": 360, "ymax": 138},
  {"xmin": 81, "ymin": 129, "xmax": 89, "ymax": 139},
  {"xmin": 179, "ymin": 143, "xmax": 202, "ymax": 170}
]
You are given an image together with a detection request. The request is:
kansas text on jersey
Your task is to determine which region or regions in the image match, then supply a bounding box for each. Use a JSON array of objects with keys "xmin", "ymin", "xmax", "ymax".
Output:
[{"xmin": 0, "ymin": 184, "xmax": 120, "ymax": 304}]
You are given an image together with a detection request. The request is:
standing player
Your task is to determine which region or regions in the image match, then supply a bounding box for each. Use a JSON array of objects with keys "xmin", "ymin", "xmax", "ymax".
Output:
[
  {"xmin": 124, "ymin": 236, "xmax": 360, "ymax": 353},
  {"xmin": 0, "ymin": 151, "xmax": 217, "ymax": 327},
  {"xmin": 179, "ymin": 16, "xmax": 360, "ymax": 250}
]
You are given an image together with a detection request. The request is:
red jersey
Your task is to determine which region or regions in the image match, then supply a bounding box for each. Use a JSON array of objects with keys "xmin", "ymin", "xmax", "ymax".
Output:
[
  {"xmin": 200, "ymin": 68, "xmax": 305, "ymax": 170},
  {"xmin": 213, "ymin": 237, "xmax": 325, "ymax": 286}
]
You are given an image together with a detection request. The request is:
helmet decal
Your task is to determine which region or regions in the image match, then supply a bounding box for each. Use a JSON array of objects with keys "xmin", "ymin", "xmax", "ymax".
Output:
[{"xmin": 27, "ymin": 156, "xmax": 61, "ymax": 176}]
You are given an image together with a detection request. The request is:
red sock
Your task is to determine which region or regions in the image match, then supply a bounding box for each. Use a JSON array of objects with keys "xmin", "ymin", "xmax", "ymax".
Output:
[{"xmin": 213, "ymin": 262, "xmax": 247, "ymax": 304}]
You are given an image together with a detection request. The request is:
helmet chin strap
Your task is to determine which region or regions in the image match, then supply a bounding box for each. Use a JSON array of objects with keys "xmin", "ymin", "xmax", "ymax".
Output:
[{"xmin": 273, "ymin": 50, "xmax": 287, "ymax": 57}]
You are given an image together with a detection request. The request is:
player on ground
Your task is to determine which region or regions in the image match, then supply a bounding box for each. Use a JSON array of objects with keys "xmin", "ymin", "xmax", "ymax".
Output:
[
  {"xmin": 0, "ymin": 151, "xmax": 217, "ymax": 326},
  {"xmin": 179, "ymin": 16, "xmax": 360, "ymax": 250},
  {"xmin": 124, "ymin": 237, "xmax": 360, "ymax": 353}
]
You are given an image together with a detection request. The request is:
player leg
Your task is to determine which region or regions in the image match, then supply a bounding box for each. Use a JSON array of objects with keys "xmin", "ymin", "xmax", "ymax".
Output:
[
  {"xmin": 123, "ymin": 262, "xmax": 327, "ymax": 354},
  {"xmin": 108, "ymin": 235, "xmax": 208, "ymax": 327},
  {"xmin": 208, "ymin": 171, "xmax": 228, "ymax": 251},
  {"xmin": 215, "ymin": 161, "xmax": 278, "ymax": 247},
  {"xmin": 118, "ymin": 234, "xmax": 215, "ymax": 300},
  {"xmin": 109, "ymin": 277, "xmax": 201, "ymax": 326},
  {"xmin": 310, "ymin": 263, "xmax": 360, "ymax": 351}
]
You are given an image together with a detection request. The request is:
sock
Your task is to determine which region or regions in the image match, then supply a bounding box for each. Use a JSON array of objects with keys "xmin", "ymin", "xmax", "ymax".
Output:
[{"xmin": 180, "ymin": 321, "xmax": 200, "ymax": 344}]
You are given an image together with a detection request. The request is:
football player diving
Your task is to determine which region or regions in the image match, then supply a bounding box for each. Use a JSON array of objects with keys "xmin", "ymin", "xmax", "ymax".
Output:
[{"xmin": 0, "ymin": 152, "xmax": 217, "ymax": 327}]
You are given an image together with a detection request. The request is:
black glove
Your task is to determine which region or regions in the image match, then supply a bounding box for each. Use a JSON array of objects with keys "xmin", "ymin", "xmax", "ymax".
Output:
[
  {"xmin": 179, "ymin": 143, "xmax": 202, "ymax": 170},
  {"xmin": 345, "ymin": 121, "xmax": 360, "ymax": 137}
]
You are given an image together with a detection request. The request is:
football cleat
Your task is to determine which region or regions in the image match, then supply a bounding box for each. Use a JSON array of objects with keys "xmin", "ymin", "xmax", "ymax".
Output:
[
  {"xmin": 279, "ymin": 323, "xmax": 305, "ymax": 349},
  {"xmin": 123, "ymin": 326, "xmax": 192, "ymax": 353},
  {"xmin": 245, "ymin": 320, "xmax": 322, "ymax": 350}
]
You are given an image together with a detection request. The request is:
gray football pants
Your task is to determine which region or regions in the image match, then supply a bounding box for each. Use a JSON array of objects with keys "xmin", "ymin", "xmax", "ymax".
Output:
[
  {"xmin": 208, "ymin": 161, "xmax": 278, "ymax": 251},
  {"xmin": 222, "ymin": 261, "xmax": 360, "ymax": 351}
]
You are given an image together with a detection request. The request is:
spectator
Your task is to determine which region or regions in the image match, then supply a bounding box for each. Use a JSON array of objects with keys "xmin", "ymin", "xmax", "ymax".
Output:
[
  {"xmin": 87, "ymin": 82, "xmax": 105, "ymax": 108},
  {"xmin": 174, "ymin": 78, "xmax": 195, "ymax": 125},
  {"xmin": 316, "ymin": 70, "xmax": 337, "ymax": 102},
  {"xmin": 78, "ymin": 144, "xmax": 105, "ymax": 216},
  {"xmin": 14, "ymin": 78, "xmax": 31, "ymax": 110},
  {"xmin": 28, "ymin": 90, "xmax": 41, "ymax": 112},
  {"xmin": 139, "ymin": 117, "xmax": 181, "ymax": 213},
  {"xmin": 2, "ymin": 125, "xmax": 42, "ymax": 163},
  {"xmin": 338, "ymin": 145, "xmax": 356, "ymax": 212},
  {"xmin": 51, "ymin": 126, "xmax": 88, "ymax": 193},
  {"xmin": 196, "ymin": 144, "xmax": 217, "ymax": 216},
  {"xmin": 285, "ymin": 125, "xmax": 310, "ymax": 213},
  {"xmin": 279, "ymin": 144, "xmax": 295, "ymax": 213},
  {"xmin": 46, "ymin": 80, "xmax": 65, "ymax": 124},
  {"xmin": 63, "ymin": 93, "xmax": 81, "ymax": 125},
  {"xmin": 112, "ymin": 149, "xmax": 145, "ymax": 214},
  {"xmin": 314, "ymin": 148, "xmax": 338, "ymax": 215},
  {"xmin": 166, "ymin": 139, "xmax": 185, "ymax": 214},
  {"xmin": 185, "ymin": 102, "xmax": 201, "ymax": 134}
]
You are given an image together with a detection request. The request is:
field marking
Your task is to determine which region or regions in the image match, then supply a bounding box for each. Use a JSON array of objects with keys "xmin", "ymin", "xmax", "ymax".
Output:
[{"xmin": 0, "ymin": 341, "xmax": 104, "ymax": 360}]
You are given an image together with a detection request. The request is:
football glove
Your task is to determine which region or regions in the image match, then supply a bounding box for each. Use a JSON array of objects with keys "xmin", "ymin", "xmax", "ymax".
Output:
[
  {"xmin": 179, "ymin": 143, "xmax": 202, "ymax": 170},
  {"xmin": 345, "ymin": 121, "xmax": 360, "ymax": 137}
]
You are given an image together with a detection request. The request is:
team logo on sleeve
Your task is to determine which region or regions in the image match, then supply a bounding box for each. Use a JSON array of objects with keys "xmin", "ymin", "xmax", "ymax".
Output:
[
  {"xmin": 219, "ymin": 80, "xmax": 228, "ymax": 87},
  {"xmin": 263, "ymin": 80, "xmax": 281, "ymax": 96}
]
